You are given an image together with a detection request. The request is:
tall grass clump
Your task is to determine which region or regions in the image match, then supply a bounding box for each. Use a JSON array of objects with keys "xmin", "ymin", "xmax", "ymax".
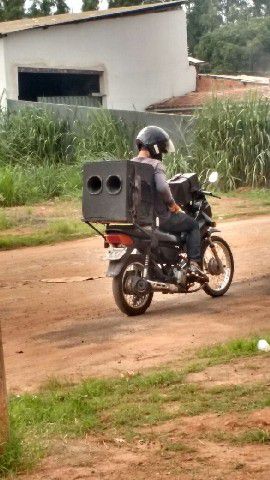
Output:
[
  {"xmin": 0, "ymin": 97, "xmax": 269, "ymax": 207},
  {"xmin": 0, "ymin": 108, "xmax": 134, "ymax": 206},
  {"xmin": 0, "ymin": 164, "xmax": 82, "ymax": 206},
  {"xmin": 166, "ymin": 94, "xmax": 270, "ymax": 190},
  {"xmin": 76, "ymin": 109, "xmax": 134, "ymax": 162},
  {"xmin": 0, "ymin": 107, "xmax": 77, "ymax": 166}
]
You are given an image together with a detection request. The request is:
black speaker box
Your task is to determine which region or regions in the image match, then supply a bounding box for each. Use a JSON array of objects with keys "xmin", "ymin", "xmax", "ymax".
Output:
[
  {"xmin": 82, "ymin": 160, "xmax": 155, "ymax": 225},
  {"xmin": 169, "ymin": 173, "xmax": 200, "ymax": 206}
]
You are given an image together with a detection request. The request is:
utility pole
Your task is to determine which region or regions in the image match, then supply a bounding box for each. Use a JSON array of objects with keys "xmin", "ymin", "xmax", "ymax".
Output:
[{"xmin": 0, "ymin": 321, "xmax": 8, "ymax": 452}]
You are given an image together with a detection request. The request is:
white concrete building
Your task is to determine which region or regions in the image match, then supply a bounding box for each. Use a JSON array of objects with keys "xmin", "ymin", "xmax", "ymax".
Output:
[{"xmin": 0, "ymin": 1, "xmax": 196, "ymax": 111}]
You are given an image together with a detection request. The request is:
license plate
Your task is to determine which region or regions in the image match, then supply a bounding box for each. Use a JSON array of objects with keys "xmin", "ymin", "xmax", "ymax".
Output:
[{"xmin": 104, "ymin": 247, "xmax": 127, "ymax": 261}]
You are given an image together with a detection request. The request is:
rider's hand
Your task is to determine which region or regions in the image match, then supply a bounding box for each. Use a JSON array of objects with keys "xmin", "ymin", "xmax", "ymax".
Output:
[{"xmin": 168, "ymin": 203, "xmax": 181, "ymax": 214}]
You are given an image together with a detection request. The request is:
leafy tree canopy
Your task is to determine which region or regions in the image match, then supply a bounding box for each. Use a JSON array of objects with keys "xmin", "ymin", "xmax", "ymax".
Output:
[
  {"xmin": 27, "ymin": 0, "xmax": 69, "ymax": 17},
  {"xmin": 108, "ymin": 1, "xmax": 159, "ymax": 8},
  {"xmin": 82, "ymin": 0, "xmax": 99, "ymax": 11},
  {"xmin": 195, "ymin": 15, "xmax": 270, "ymax": 74},
  {"xmin": 187, "ymin": 1, "xmax": 270, "ymax": 54},
  {"xmin": 0, "ymin": 1, "xmax": 25, "ymax": 21},
  {"xmin": 55, "ymin": 0, "xmax": 69, "ymax": 14}
]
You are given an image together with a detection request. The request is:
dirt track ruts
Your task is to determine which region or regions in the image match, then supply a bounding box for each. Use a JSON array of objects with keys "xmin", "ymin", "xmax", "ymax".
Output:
[{"xmin": 0, "ymin": 215, "xmax": 269, "ymax": 393}]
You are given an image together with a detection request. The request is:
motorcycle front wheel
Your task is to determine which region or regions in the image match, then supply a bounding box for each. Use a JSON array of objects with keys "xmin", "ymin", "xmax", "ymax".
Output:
[
  {"xmin": 202, "ymin": 235, "xmax": 234, "ymax": 297},
  {"xmin": 112, "ymin": 254, "xmax": 153, "ymax": 316}
]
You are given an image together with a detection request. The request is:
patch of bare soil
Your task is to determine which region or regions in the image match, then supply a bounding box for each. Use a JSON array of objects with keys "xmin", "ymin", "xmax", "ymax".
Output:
[
  {"xmin": 18, "ymin": 409, "xmax": 270, "ymax": 480},
  {"xmin": 187, "ymin": 355, "xmax": 270, "ymax": 387}
]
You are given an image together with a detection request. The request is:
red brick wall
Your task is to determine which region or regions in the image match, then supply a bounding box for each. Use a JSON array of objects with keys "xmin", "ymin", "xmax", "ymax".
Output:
[{"xmin": 197, "ymin": 75, "xmax": 247, "ymax": 92}]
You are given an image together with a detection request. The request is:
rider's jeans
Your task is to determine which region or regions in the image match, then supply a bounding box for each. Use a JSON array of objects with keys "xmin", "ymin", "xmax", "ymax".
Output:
[{"xmin": 160, "ymin": 212, "xmax": 201, "ymax": 262}]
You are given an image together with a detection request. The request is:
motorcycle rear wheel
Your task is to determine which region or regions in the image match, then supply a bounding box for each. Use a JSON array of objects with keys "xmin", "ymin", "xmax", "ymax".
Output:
[
  {"xmin": 112, "ymin": 254, "xmax": 153, "ymax": 316},
  {"xmin": 202, "ymin": 235, "xmax": 234, "ymax": 297}
]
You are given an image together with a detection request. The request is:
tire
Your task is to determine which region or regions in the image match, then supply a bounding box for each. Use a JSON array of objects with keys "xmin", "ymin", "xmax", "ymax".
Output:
[
  {"xmin": 202, "ymin": 235, "xmax": 234, "ymax": 297},
  {"xmin": 112, "ymin": 254, "xmax": 153, "ymax": 316}
]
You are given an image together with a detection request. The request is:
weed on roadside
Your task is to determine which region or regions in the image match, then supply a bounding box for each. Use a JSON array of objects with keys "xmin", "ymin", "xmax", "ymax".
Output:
[
  {"xmin": 198, "ymin": 335, "xmax": 270, "ymax": 362},
  {"xmin": 0, "ymin": 209, "xmax": 14, "ymax": 230},
  {"xmin": 209, "ymin": 427, "xmax": 270, "ymax": 446},
  {"xmin": 0, "ymin": 426, "xmax": 43, "ymax": 478}
]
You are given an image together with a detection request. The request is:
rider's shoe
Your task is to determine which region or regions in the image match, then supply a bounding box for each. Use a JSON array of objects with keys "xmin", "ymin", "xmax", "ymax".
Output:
[{"xmin": 188, "ymin": 260, "xmax": 209, "ymax": 283}]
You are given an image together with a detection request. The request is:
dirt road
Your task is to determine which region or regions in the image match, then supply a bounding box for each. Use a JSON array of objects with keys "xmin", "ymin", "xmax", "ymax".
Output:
[{"xmin": 0, "ymin": 215, "xmax": 269, "ymax": 393}]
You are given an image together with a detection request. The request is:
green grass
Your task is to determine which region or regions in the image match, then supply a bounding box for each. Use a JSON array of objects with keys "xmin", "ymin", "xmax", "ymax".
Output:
[
  {"xmin": 0, "ymin": 164, "xmax": 82, "ymax": 207},
  {"xmin": 0, "ymin": 219, "xmax": 99, "ymax": 250},
  {"xmin": 225, "ymin": 188, "xmax": 270, "ymax": 204},
  {"xmin": 0, "ymin": 107, "xmax": 77, "ymax": 166},
  {"xmin": 1, "ymin": 333, "xmax": 270, "ymax": 476},
  {"xmin": 210, "ymin": 428, "xmax": 270, "ymax": 445},
  {"xmin": 236, "ymin": 428, "xmax": 270, "ymax": 444},
  {"xmin": 0, "ymin": 209, "xmax": 14, "ymax": 230},
  {"xmin": 198, "ymin": 335, "xmax": 270, "ymax": 362},
  {"xmin": 0, "ymin": 427, "xmax": 43, "ymax": 477}
]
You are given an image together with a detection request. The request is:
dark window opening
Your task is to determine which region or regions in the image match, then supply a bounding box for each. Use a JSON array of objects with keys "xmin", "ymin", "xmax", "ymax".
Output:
[{"xmin": 18, "ymin": 70, "xmax": 101, "ymax": 104}]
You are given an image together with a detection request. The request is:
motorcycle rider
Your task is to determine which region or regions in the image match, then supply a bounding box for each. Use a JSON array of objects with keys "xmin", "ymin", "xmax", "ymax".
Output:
[{"xmin": 133, "ymin": 125, "xmax": 207, "ymax": 279}]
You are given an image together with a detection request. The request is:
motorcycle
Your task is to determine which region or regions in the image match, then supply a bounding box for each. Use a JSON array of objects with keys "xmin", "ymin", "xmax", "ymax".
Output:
[{"xmin": 102, "ymin": 171, "xmax": 234, "ymax": 316}]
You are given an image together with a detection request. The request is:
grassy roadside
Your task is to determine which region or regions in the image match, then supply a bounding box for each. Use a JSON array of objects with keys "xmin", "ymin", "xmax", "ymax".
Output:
[
  {"xmin": 0, "ymin": 189, "xmax": 269, "ymax": 251},
  {"xmin": 1, "ymin": 334, "xmax": 269, "ymax": 477},
  {"xmin": 0, "ymin": 219, "xmax": 92, "ymax": 250},
  {"xmin": 0, "ymin": 199, "xmax": 104, "ymax": 250}
]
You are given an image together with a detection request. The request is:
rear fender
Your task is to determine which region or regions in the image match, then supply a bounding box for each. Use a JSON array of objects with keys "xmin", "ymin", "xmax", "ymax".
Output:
[
  {"xmin": 106, "ymin": 249, "xmax": 132, "ymax": 278},
  {"xmin": 208, "ymin": 227, "xmax": 221, "ymax": 234}
]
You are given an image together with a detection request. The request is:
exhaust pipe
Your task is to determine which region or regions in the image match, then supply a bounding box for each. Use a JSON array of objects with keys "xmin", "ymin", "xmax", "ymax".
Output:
[{"xmin": 148, "ymin": 280, "xmax": 179, "ymax": 293}]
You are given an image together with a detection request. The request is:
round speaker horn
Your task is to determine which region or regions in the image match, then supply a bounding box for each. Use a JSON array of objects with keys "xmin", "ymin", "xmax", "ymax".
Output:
[
  {"xmin": 106, "ymin": 175, "xmax": 122, "ymax": 195},
  {"xmin": 87, "ymin": 175, "xmax": 102, "ymax": 195}
]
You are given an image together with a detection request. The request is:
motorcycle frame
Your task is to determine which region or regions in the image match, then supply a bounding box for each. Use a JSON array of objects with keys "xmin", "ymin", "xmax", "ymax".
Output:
[{"xmin": 85, "ymin": 189, "xmax": 221, "ymax": 284}]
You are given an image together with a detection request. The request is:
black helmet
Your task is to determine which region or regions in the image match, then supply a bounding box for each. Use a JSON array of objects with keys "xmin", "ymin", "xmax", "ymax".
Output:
[{"xmin": 136, "ymin": 125, "xmax": 175, "ymax": 160}]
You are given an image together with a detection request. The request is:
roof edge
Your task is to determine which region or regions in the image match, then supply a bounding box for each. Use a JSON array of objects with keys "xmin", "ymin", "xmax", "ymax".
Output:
[{"xmin": 0, "ymin": 1, "xmax": 186, "ymax": 37}]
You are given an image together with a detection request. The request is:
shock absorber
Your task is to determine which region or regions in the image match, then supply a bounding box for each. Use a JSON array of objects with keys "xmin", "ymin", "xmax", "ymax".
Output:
[{"xmin": 143, "ymin": 253, "xmax": 150, "ymax": 278}]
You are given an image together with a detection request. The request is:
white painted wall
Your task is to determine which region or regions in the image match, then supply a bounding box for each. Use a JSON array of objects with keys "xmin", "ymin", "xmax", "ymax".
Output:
[
  {"xmin": 2, "ymin": 8, "xmax": 196, "ymax": 111},
  {"xmin": 0, "ymin": 38, "xmax": 7, "ymax": 106}
]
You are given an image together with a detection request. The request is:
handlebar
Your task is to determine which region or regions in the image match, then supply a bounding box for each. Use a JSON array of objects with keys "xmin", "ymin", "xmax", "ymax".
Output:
[{"xmin": 201, "ymin": 190, "xmax": 221, "ymax": 200}]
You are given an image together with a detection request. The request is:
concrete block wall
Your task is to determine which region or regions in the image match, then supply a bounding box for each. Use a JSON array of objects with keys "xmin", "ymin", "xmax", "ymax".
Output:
[{"xmin": 7, "ymin": 100, "xmax": 195, "ymax": 147}]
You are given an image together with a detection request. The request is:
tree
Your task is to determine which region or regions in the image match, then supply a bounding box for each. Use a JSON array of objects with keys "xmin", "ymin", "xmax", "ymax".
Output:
[
  {"xmin": 187, "ymin": 1, "xmax": 222, "ymax": 54},
  {"xmin": 187, "ymin": 1, "xmax": 270, "ymax": 55},
  {"xmin": 252, "ymin": 0, "xmax": 269, "ymax": 16},
  {"xmin": 195, "ymin": 15, "xmax": 270, "ymax": 74},
  {"xmin": 219, "ymin": 0, "xmax": 250, "ymax": 23},
  {"xmin": 82, "ymin": 0, "xmax": 99, "ymax": 11},
  {"xmin": 28, "ymin": 0, "xmax": 69, "ymax": 17},
  {"xmin": 55, "ymin": 0, "xmax": 69, "ymax": 14},
  {"xmin": 28, "ymin": 0, "xmax": 55, "ymax": 16},
  {"xmin": 108, "ymin": 1, "xmax": 160, "ymax": 8},
  {"xmin": 0, "ymin": 0, "xmax": 25, "ymax": 21}
]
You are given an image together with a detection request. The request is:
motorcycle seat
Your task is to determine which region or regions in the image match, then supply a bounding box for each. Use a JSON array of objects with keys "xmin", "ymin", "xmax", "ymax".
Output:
[{"xmin": 106, "ymin": 224, "xmax": 186, "ymax": 244}]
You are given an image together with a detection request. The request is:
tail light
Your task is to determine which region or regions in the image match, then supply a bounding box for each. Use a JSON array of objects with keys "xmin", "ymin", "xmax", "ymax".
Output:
[{"xmin": 105, "ymin": 233, "xmax": 134, "ymax": 247}]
